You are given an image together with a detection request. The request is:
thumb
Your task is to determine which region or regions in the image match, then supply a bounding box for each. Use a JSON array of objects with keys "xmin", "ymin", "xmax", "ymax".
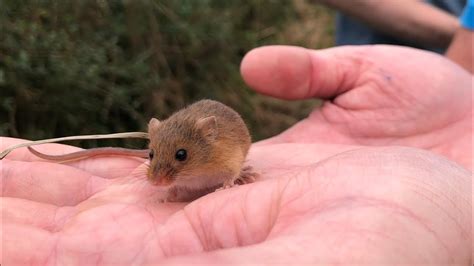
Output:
[{"xmin": 240, "ymin": 45, "xmax": 364, "ymax": 100}]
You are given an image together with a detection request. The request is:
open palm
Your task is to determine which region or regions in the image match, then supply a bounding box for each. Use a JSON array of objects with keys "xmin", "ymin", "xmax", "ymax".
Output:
[
  {"xmin": 2, "ymin": 138, "xmax": 470, "ymax": 264},
  {"xmin": 241, "ymin": 45, "xmax": 472, "ymax": 170},
  {"xmin": 2, "ymin": 45, "xmax": 472, "ymax": 264}
]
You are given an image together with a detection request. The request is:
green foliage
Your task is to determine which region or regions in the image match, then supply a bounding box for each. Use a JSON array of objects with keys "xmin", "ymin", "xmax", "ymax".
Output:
[{"xmin": 0, "ymin": 0, "xmax": 333, "ymax": 148}]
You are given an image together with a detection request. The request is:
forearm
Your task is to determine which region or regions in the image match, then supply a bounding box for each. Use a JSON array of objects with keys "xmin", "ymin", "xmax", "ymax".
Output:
[
  {"xmin": 446, "ymin": 28, "xmax": 474, "ymax": 73},
  {"xmin": 446, "ymin": 0, "xmax": 474, "ymax": 73},
  {"xmin": 318, "ymin": 0, "xmax": 459, "ymax": 48}
]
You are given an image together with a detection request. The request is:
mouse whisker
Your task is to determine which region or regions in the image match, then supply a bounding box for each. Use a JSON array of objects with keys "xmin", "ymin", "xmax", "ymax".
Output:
[{"xmin": 128, "ymin": 170, "xmax": 147, "ymax": 179}]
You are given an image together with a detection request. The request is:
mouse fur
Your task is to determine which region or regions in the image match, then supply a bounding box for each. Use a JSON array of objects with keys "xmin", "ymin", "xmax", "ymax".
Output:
[{"xmin": 147, "ymin": 99, "xmax": 252, "ymax": 201}]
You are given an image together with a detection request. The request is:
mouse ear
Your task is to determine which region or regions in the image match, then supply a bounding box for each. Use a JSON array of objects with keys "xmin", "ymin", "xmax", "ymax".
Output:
[
  {"xmin": 196, "ymin": 116, "xmax": 218, "ymax": 141},
  {"xmin": 148, "ymin": 118, "xmax": 161, "ymax": 134}
]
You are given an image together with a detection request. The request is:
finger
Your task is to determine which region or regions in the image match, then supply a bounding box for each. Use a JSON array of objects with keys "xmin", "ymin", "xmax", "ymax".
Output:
[
  {"xmin": 1, "ymin": 159, "xmax": 110, "ymax": 205},
  {"xmin": 1, "ymin": 137, "xmax": 145, "ymax": 178},
  {"xmin": 2, "ymin": 223, "xmax": 57, "ymax": 265},
  {"xmin": 240, "ymin": 45, "xmax": 365, "ymax": 99},
  {"xmin": 1, "ymin": 197, "xmax": 75, "ymax": 231}
]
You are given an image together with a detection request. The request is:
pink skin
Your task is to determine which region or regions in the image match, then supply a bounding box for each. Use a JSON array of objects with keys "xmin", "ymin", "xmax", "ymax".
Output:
[
  {"xmin": 243, "ymin": 45, "xmax": 472, "ymax": 170},
  {"xmin": 1, "ymin": 45, "xmax": 472, "ymax": 264}
]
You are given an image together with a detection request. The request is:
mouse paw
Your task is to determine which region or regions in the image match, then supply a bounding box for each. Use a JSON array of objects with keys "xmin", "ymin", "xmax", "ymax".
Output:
[
  {"xmin": 235, "ymin": 166, "xmax": 258, "ymax": 185},
  {"xmin": 215, "ymin": 181, "xmax": 237, "ymax": 192},
  {"xmin": 215, "ymin": 167, "xmax": 258, "ymax": 192}
]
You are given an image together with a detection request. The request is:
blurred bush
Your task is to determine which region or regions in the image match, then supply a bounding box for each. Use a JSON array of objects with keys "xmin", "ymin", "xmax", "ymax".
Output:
[{"xmin": 0, "ymin": 0, "xmax": 333, "ymax": 148}]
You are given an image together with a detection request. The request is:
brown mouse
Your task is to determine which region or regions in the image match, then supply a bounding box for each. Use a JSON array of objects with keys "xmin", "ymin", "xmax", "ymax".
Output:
[{"xmin": 28, "ymin": 99, "xmax": 257, "ymax": 201}]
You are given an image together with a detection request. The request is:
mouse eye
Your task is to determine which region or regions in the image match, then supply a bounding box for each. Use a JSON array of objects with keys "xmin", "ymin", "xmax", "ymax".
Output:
[
  {"xmin": 149, "ymin": 149, "xmax": 154, "ymax": 160},
  {"xmin": 175, "ymin": 149, "xmax": 187, "ymax": 161}
]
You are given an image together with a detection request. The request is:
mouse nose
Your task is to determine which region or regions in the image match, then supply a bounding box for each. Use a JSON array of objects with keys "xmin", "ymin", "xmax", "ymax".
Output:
[
  {"xmin": 152, "ymin": 175, "xmax": 172, "ymax": 186},
  {"xmin": 149, "ymin": 168, "xmax": 173, "ymax": 186}
]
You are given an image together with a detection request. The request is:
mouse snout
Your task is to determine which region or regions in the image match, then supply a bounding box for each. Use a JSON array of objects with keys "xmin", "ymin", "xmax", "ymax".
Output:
[
  {"xmin": 148, "ymin": 167, "xmax": 174, "ymax": 186},
  {"xmin": 151, "ymin": 175, "xmax": 172, "ymax": 186}
]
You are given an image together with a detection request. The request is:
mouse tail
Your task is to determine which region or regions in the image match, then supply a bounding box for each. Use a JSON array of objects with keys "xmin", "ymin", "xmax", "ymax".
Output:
[{"xmin": 28, "ymin": 147, "xmax": 149, "ymax": 162}]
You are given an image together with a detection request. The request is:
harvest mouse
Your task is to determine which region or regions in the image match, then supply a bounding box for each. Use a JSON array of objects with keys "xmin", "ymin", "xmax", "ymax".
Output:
[{"xmin": 27, "ymin": 99, "xmax": 257, "ymax": 201}]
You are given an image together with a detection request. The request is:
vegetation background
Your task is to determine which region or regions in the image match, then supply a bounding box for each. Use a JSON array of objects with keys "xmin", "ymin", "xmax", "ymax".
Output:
[{"xmin": 0, "ymin": 0, "xmax": 334, "ymax": 148}]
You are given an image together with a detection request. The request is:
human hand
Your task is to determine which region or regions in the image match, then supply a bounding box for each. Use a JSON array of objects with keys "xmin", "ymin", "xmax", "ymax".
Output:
[
  {"xmin": 2, "ymin": 45, "xmax": 472, "ymax": 264},
  {"xmin": 241, "ymin": 45, "xmax": 473, "ymax": 170},
  {"xmin": 1, "ymin": 137, "xmax": 471, "ymax": 264}
]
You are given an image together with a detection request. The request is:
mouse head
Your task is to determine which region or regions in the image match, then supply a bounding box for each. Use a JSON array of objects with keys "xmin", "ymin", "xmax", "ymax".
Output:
[{"xmin": 147, "ymin": 116, "xmax": 218, "ymax": 186}]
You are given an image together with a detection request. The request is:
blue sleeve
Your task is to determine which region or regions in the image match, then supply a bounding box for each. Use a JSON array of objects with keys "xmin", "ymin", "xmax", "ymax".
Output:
[{"xmin": 460, "ymin": 0, "xmax": 474, "ymax": 30}]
